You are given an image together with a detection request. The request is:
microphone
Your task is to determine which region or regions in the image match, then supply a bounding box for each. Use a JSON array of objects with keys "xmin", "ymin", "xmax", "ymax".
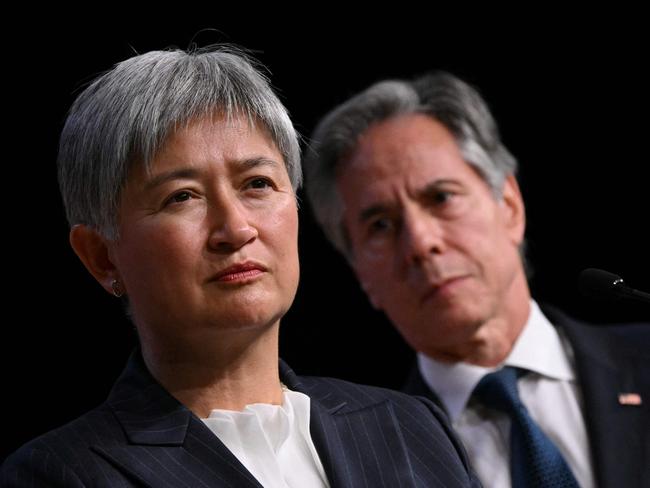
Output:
[{"xmin": 579, "ymin": 268, "xmax": 650, "ymax": 305}]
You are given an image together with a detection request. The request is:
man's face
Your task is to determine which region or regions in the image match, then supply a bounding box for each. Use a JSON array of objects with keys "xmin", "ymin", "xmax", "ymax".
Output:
[{"xmin": 337, "ymin": 114, "xmax": 527, "ymax": 361}]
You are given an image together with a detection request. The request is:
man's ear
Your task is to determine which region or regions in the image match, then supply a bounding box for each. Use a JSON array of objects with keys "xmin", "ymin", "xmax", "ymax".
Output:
[
  {"xmin": 69, "ymin": 224, "xmax": 120, "ymax": 296},
  {"xmin": 500, "ymin": 174, "xmax": 526, "ymax": 245},
  {"xmin": 360, "ymin": 280, "xmax": 383, "ymax": 310},
  {"xmin": 349, "ymin": 256, "xmax": 383, "ymax": 310}
]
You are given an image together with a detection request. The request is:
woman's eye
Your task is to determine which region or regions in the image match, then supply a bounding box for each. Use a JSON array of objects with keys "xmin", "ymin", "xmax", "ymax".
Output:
[{"xmin": 166, "ymin": 191, "xmax": 192, "ymax": 205}]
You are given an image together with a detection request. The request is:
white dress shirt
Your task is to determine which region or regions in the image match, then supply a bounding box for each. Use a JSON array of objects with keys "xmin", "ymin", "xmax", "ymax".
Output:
[
  {"xmin": 202, "ymin": 388, "xmax": 330, "ymax": 488},
  {"xmin": 418, "ymin": 300, "xmax": 595, "ymax": 488}
]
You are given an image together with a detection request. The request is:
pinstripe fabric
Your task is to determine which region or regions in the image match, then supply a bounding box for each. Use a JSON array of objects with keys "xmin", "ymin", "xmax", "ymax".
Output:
[
  {"xmin": 1, "ymin": 352, "xmax": 480, "ymax": 487},
  {"xmin": 404, "ymin": 305, "xmax": 650, "ymax": 488}
]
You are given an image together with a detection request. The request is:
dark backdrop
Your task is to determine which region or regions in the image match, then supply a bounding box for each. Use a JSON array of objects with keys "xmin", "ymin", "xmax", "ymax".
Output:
[{"xmin": 4, "ymin": 19, "xmax": 648, "ymax": 461}]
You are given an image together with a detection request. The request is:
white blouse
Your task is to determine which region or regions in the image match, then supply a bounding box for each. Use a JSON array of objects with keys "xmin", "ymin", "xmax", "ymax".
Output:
[{"xmin": 202, "ymin": 388, "xmax": 330, "ymax": 488}]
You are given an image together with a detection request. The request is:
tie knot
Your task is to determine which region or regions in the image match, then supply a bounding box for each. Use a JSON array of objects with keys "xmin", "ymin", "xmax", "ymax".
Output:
[
  {"xmin": 473, "ymin": 367, "xmax": 580, "ymax": 487},
  {"xmin": 473, "ymin": 366, "xmax": 523, "ymax": 413}
]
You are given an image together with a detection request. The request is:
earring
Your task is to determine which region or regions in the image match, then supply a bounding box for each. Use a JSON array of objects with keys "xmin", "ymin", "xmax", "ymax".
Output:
[{"xmin": 111, "ymin": 279, "xmax": 124, "ymax": 298}]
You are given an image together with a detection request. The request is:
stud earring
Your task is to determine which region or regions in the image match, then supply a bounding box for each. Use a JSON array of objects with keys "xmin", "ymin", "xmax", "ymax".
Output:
[{"xmin": 111, "ymin": 279, "xmax": 124, "ymax": 298}]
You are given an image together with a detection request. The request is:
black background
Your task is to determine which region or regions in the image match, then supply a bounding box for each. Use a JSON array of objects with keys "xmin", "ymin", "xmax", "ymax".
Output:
[{"xmin": 4, "ymin": 17, "xmax": 648, "ymax": 460}]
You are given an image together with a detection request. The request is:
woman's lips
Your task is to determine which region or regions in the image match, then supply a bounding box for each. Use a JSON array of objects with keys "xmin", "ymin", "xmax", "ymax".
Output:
[{"xmin": 211, "ymin": 262, "xmax": 267, "ymax": 283}]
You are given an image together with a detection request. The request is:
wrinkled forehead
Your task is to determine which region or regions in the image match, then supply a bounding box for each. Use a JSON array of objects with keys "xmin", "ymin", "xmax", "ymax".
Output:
[{"xmin": 337, "ymin": 114, "xmax": 474, "ymax": 188}]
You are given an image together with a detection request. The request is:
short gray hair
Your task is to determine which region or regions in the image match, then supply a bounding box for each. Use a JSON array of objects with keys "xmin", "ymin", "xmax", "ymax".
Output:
[
  {"xmin": 58, "ymin": 45, "xmax": 301, "ymax": 239},
  {"xmin": 304, "ymin": 72, "xmax": 517, "ymax": 258}
]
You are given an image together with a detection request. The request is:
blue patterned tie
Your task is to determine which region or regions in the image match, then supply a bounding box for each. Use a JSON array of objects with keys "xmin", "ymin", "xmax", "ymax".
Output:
[{"xmin": 473, "ymin": 367, "xmax": 580, "ymax": 488}]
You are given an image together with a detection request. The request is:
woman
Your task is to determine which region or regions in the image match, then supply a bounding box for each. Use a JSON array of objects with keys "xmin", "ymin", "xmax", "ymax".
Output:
[{"xmin": 1, "ymin": 46, "xmax": 478, "ymax": 487}]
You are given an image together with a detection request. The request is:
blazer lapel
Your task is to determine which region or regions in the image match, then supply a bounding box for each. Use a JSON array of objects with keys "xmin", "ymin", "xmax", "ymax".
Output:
[
  {"xmin": 280, "ymin": 361, "xmax": 418, "ymax": 488},
  {"xmin": 95, "ymin": 352, "xmax": 263, "ymax": 488},
  {"xmin": 544, "ymin": 306, "xmax": 649, "ymax": 488}
]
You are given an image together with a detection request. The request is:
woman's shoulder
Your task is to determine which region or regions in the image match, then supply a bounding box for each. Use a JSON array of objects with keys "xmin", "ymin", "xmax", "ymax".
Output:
[
  {"xmin": 297, "ymin": 373, "xmax": 445, "ymax": 417},
  {"xmin": 1, "ymin": 404, "xmax": 121, "ymax": 485}
]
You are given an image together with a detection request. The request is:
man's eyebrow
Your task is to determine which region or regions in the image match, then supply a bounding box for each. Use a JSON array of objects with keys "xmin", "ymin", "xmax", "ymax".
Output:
[
  {"xmin": 417, "ymin": 179, "xmax": 461, "ymax": 198},
  {"xmin": 358, "ymin": 204, "xmax": 391, "ymax": 224},
  {"xmin": 357, "ymin": 179, "xmax": 462, "ymax": 223}
]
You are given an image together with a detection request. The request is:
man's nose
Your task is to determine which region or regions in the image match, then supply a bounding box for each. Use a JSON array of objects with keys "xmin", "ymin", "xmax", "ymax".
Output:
[{"xmin": 400, "ymin": 205, "xmax": 445, "ymax": 265}]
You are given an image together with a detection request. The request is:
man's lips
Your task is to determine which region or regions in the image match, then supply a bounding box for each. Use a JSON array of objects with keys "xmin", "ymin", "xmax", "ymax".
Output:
[
  {"xmin": 419, "ymin": 275, "xmax": 470, "ymax": 304},
  {"xmin": 211, "ymin": 262, "xmax": 267, "ymax": 282}
]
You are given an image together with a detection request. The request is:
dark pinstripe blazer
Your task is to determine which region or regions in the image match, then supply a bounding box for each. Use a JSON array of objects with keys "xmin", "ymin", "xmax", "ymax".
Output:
[
  {"xmin": 2, "ymin": 352, "xmax": 481, "ymax": 487},
  {"xmin": 403, "ymin": 305, "xmax": 650, "ymax": 488}
]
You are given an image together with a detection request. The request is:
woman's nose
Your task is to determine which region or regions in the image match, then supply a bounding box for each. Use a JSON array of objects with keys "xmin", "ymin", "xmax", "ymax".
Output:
[{"xmin": 207, "ymin": 199, "xmax": 258, "ymax": 253}]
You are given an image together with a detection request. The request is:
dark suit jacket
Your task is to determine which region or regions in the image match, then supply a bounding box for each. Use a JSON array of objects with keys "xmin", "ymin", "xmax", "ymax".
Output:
[
  {"xmin": 403, "ymin": 305, "xmax": 650, "ymax": 488},
  {"xmin": 2, "ymin": 352, "xmax": 480, "ymax": 487}
]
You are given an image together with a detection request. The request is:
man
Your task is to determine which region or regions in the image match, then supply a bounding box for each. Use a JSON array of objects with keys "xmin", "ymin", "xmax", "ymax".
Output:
[{"xmin": 304, "ymin": 72, "xmax": 649, "ymax": 488}]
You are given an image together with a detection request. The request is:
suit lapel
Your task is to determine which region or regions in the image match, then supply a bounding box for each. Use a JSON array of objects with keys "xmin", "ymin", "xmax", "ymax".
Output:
[
  {"xmin": 97, "ymin": 354, "xmax": 426, "ymax": 487},
  {"xmin": 95, "ymin": 352, "xmax": 263, "ymax": 488},
  {"xmin": 94, "ymin": 419, "xmax": 264, "ymax": 488},
  {"xmin": 280, "ymin": 362, "xmax": 418, "ymax": 488},
  {"xmin": 543, "ymin": 306, "xmax": 649, "ymax": 488},
  {"xmin": 402, "ymin": 364, "xmax": 448, "ymax": 414}
]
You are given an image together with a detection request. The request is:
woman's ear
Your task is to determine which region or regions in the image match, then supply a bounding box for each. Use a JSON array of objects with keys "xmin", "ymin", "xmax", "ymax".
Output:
[
  {"xmin": 69, "ymin": 225, "xmax": 120, "ymax": 295},
  {"xmin": 500, "ymin": 174, "xmax": 526, "ymax": 245}
]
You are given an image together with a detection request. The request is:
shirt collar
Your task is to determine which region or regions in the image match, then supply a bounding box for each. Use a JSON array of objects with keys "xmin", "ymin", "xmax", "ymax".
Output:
[
  {"xmin": 507, "ymin": 300, "xmax": 575, "ymax": 381},
  {"xmin": 417, "ymin": 354, "xmax": 490, "ymax": 422},
  {"xmin": 417, "ymin": 300, "xmax": 575, "ymax": 422}
]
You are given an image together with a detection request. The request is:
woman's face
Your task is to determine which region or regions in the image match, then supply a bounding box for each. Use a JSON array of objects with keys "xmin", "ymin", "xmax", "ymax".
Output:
[{"xmin": 107, "ymin": 114, "xmax": 300, "ymax": 345}]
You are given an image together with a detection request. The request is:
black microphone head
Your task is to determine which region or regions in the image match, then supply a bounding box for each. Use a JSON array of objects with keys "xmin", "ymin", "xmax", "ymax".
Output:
[{"xmin": 578, "ymin": 268, "xmax": 625, "ymax": 299}]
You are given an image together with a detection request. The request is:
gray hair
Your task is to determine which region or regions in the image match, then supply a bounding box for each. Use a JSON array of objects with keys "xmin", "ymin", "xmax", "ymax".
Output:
[
  {"xmin": 58, "ymin": 45, "xmax": 301, "ymax": 239},
  {"xmin": 304, "ymin": 72, "xmax": 518, "ymax": 258}
]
